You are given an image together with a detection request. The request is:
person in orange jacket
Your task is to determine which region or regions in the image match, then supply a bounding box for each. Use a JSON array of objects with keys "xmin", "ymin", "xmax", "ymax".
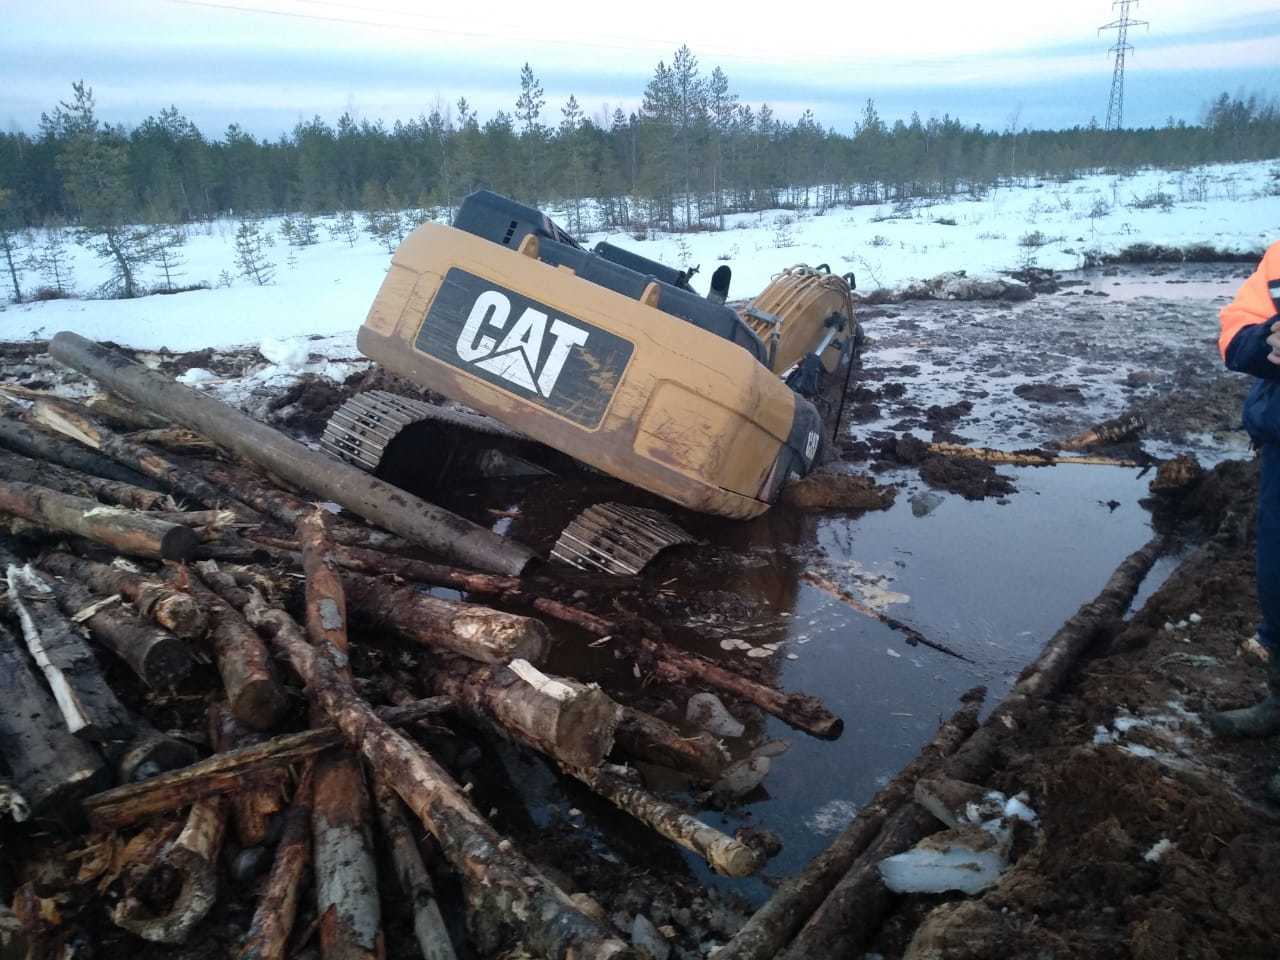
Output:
[{"xmin": 1210, "ymin": 242, "xmax": 1280, "ymax": 782}]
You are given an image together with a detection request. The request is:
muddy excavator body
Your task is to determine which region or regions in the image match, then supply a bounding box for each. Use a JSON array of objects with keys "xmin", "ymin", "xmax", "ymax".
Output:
[{"xmin": 349, "ymin": 191, "xmax": 855, "ymax": 520}]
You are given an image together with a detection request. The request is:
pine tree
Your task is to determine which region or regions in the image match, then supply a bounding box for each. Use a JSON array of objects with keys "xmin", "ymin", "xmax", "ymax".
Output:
[
  {"xmin": 26, "ymin": 225, "xmax": 75, "ymax": 296},
  {"xmin": 0, "ymin": 188, "xmax": 24, "ymax": 303},
  {"xmin": 515, "ymin": 64, "xmax": 547, "ymax": 203},
  {"xmin": 48, "ymin": 82, "xmax": 154, "ymax": 298},
  {"xmin": 328, "ymin": 209, "xmax": 359, "ymax": 247},
  {"xmin": 149, "ymin": 226, "xmax": 187, "ymax": 292},
  {"xmin": 706, "ymin": 66, "xmax": 737, "ymax": 228},
  {"xmin": 558, "ymin": 95, "xmax": 588, "ymax": 234},
  {"xmin": 233, "ymin": 219, "xmax": 275, "ymax": 285},
  {"xmin": 670, "ymin": 45, "xmax": 707, "ymax": 229}
]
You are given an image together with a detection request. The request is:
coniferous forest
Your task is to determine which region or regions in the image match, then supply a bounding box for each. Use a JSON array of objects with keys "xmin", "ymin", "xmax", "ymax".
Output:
[{"xmin": 1, "ymin": 45, "xmax": 1278, "ymax": 294}]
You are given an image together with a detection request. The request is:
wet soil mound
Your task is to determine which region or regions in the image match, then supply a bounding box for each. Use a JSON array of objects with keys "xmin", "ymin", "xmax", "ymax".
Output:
[
  {"xmin": 782, "ymin": 471, "xmax": 897, "ymax": 512},
  {"xmin": 878, "ymin": 436, "xmax": 1016, "ymax": 500}
]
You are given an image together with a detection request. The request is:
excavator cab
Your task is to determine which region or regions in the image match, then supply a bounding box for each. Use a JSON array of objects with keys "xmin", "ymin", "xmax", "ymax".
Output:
[{"xmin": 343, "ymin": 191, "xmax": 855, "ymax": 520}]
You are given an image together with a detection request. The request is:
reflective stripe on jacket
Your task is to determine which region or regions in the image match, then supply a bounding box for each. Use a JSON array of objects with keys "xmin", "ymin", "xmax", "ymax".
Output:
[{"xmin": 1220, "ymin": 242, "xmax": 1280, "ymax": 445}]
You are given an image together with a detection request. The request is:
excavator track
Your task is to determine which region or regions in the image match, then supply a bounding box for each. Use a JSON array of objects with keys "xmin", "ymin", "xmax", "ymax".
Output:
[
  {"xmin": 320, "ymin": 389, "xmax": 522, "ymax": 473},
  {"xmin": 551, "ymin": 502, "xmax": 698, "ymax": 576}
]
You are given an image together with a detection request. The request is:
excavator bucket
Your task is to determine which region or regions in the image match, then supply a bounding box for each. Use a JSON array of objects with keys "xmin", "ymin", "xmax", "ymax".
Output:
[{"xmin": 348, "ymin": 191, "xmax": 846, "ymax": 520}]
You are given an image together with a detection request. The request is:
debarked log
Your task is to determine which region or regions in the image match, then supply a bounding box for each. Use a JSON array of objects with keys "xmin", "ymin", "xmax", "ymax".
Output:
[
  {"xmin": 40, "ymin": 551, "xmax": 207, "ymax": 640},
  {"xmin": 111, "ymin": 794, "xmax": 228, "ymax": 943},
  {"xmin": 578, "ymin": 766, "xmax": 762, "ymax": 877},
  {"xmin": 0, "ymin": 449, "xmax": 173, "ymax": 511},
  {"xmin": 431, "ymin": 657, "xmax": 620, "ymax": 770},
  {"xmin": 429, "ymin": 659, "xmax": 757, "ymax": 876},
  {"xmin": 243, "ymin": 589, "xmax": 637, "ymax": 960},
  {"xmin": 48, "ymin": 333, "xmax": 537, "ymax": 576},
  {"xmin": 5, "ymin": 561, "xmax": 134, "ymax": 741},
  {"xmin": 0, "ymin": 622, "xmax": 109, "ymax": 818},
  {"xmin": 297, "ymin": 509, "xmax": 384, "ymax": 960},
  {"xmin": 344, "ymin": 573, "xmax": 550, "ymax": 665},
  {"xmin": 36, "ymin": 559, "xmax": 197, "ymax": 689},
  {"xmin": 0, "ymin": 480, "xmax": 198, "ymax": 560},
  {"xmin": 188, "ymin": 572, "xmax": 288, "ymax": 732},
  {"xmin": 373, "ymin": 775, "xmax": 458, "ymax": 960},
  {"xmin": 614, "ymin": 707, "xmax": 728, "ymax": 783},
  {"xmin": 82, "ymin": 697, "xmax": 451, "ymax": 831},
  {"xmin": 237, "ymin": 760, "xmax": 315, "ymax": 960}
]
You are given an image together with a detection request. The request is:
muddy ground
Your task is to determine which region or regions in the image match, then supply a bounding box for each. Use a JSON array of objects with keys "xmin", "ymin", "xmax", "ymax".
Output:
[{"xmin": 1, "ymin": 261, "xmax": 1277, "ymax": 960}]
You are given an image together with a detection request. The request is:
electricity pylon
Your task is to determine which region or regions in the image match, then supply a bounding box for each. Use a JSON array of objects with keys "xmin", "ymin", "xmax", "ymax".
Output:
[{"xmin": 1099, "ymin": 0, "xmax": 1149, "ymax": 131}]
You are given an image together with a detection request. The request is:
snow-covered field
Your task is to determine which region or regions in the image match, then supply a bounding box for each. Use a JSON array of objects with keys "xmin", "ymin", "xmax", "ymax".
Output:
[{"xmin": 2, "ymin": 160, "xmax": 1276, "ymax": 353}]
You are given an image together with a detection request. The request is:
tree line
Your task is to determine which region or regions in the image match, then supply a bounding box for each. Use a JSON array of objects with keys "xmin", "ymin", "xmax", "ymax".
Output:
[{"xmin": 1, "ymin": 49, "xmax": 1278, "ymax": 300}]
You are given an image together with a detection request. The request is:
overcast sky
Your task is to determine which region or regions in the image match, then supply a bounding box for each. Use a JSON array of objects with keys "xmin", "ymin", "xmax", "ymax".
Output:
[{"xmin": 4, "ymin": 0, "xmax": 1279, "ymax": 138}]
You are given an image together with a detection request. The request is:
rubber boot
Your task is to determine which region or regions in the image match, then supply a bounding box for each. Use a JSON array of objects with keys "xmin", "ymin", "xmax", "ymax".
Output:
[{"xmin": 1208, "ymin": 655, "xmax": 1280, "ymax": 738}]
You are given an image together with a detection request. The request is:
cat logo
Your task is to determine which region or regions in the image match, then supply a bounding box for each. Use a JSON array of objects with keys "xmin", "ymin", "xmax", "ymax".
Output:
[
  {"xmin": 415, "ymin": 268, "xmax": 634, "ymax": 430},
  {"xmin": 455, "ymin": 289, "xmax": 589, "ymax": 398}
]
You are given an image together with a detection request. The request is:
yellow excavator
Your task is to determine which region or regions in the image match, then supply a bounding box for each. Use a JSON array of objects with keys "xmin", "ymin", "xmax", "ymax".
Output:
[{"xmin": 325, "ymin": 191, "xmax": 859, "ymax": 529}]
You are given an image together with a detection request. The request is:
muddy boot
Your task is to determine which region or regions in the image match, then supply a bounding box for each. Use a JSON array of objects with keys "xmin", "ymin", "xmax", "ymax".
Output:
[{"xmin": 1208, "ymin": 656, "xmax": 1280, "ymax": 738}]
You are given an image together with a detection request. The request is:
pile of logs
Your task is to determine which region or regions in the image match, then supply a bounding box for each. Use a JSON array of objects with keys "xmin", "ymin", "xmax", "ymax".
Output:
[{"xmin": 0, "ymin": 334, "xmax": 851, "ymax": 959}]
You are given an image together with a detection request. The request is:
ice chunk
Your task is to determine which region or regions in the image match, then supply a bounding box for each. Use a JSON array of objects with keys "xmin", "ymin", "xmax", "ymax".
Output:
[
  {"xmin": 258, "ymin": 337, "xmax": 310, "ymax": 367},
  {"xmin": 879, "ymin": 826, "xmax": 1009, "ymax": 894},
  {"xmin": 686, "ymin": 692, "xmax": 745, "ymax": 738},
  {"xmin": 177, "ymin": 367, "xmax": 216, "ymax": 384},
  {"xmin": 1003, "ymin": 795, "xmax": 1038, "ymax": 824}
]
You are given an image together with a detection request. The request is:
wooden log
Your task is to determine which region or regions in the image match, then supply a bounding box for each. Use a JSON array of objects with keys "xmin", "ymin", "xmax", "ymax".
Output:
[
  {"xmin": 224, "ymin": 546, "xmax": 841, "ymax": 739},
  {"xmin": 238, "ymin": 761, "xmax": 315, "ymax": 960},
  {"xmin": 188, "ymin": 570, "xmax": 288, "ymax": 732},
  {"xmin": 124, "ymin": 427, "xmax": 220, "ymax": 455},
  {"xmin": 82, "ymin": 697, "xmax": 451, "ymax": 831},
  {"xmin": 716, "ymin": 701, "xmax": 981, "ymax": 960},
  {"xmin": 86, "ymin": 392, "xmax": 169, "ymax": 430},
  {"xmin": 924, "ymin": 441, "xmax": 1139, "ymax": 468},
  {"xmin": 614, "ymin": 707, "xmax": 728, "ymax": 783},
  {"xmin": 239, "ymin": 589, "xmax": 637, "ymax": 960},
  {"xmin": 202, "ymin": 467, "xmax": 407, "ymax": 552},
  {"xmin": 431, "ymin": 658, "xmax": 620, "ymax": 771},
  {"xmin": 245, "ymin": 536, "xmax": 618, "ymax": 638},
  {"xmin": 112, "ymin": 794, "xmax": 228, "ymax": 943},
  {"xmin": 0, "ymin": 414, "xmax": 155, "ymax": 486},
  {"xmin": 0, "ymin": 448, "xmax": 174, "ymax": 511},
  {"xmin": 210, "ymin": 702, "xmax": 286, "ymax": 846},
  {"xmin": 0, "ymin": 480, "xmax": 198, "ymax": 560},
  {"xmin": 30, "ymin": 399, "xmax": 258, "ymax": 518},
  {"xmin": 40, "ymin": 551, "xmax": 207, "ymax": 640},
  {"xmin": 777, "ymin": 538, "xmax": 1164, "ymax": 960},
  {"xmin": 428, "ymin": 659, "xmax": 756, "ymax": 876},
  {"xmin": 297, "ymin": 510, "xmax": 384, "ymax": 960},
  {"xmin": 112, "ymin": 723, "xmax": 201, "ymax": 784},
  {"xmin": 5, "ymin": 562, "xmax": 135, "ymax": 741},
  {"xmin": 48, "ymin": 333, "xmax": 537, "ymax": 575},
  {"xmin": 35, "ymin": 561, "xmax": 197, "ymax": 689},
  {"xmin": 775, "ymin": 803, "xmax": 936, "ymax": 960},
  {"xmin": 643, "ymin": 635, "xmax": 842, "ymax": 739},
  {"xmin": 576, "ymin": 766, "xmax": 762, "ymax": 877},
  {"xmin": 372, "ymin": 776, "xmax": 458, "ymax": 960},
  {"xmin": 312, "ymin": 751, "xmax": 384, "ymax": 960},
  {"xmin": 0, "ymin": 622, "xmax": 109, "ymax": 818},
  {"xmin": 344, "ymin": 573, "xmax": 550, "ymax": 665},
  {"xmin": 801, "ymin": 572, "xmax": 972, "ymax": 662},
  {"xmin": 1057, "ymin": 413, "xmax": 1146, "ymax": 451}
]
